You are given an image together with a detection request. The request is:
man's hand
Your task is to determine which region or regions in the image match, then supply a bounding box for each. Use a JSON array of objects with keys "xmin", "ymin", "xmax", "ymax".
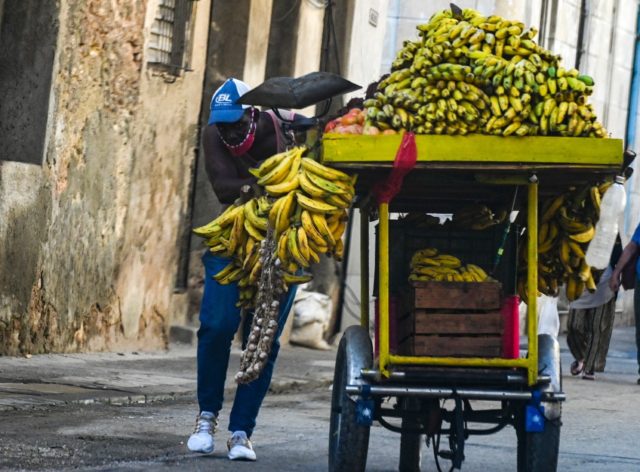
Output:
[{"xmin": 609, "ymin": 269, "xmax": 621, "ymax": 292}]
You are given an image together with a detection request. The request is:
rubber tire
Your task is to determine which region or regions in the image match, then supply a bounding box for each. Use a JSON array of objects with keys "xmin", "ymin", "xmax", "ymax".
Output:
[
  {"xmin": 399, "ymin": 398, "xmax": 422, "ymax": 472},
  {"xmin": 399, "ymin": 430, "xmax": 422, "ymax": 472},
  {"xmin": 516, "ymin": 404, "xmax": 561, "ymax": 472},
  {"xmin": 328, "ymin": 327, "xmax": 371, "ymax": 472}
]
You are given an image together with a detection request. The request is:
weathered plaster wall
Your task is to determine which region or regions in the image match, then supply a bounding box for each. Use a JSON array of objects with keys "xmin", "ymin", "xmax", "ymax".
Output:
[{"xmin": 0, "ymin": 0, "xmax": 210, "ymax": 354}]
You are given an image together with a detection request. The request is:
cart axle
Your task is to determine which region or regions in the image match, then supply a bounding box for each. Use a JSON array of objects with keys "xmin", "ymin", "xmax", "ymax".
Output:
[{"xmin": 345, "ymin": 384, "xmax": 565, "ymax": 402}]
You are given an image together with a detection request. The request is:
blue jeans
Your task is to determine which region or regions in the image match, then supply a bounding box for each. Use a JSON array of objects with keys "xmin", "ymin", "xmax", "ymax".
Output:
[{"xmin": 197, "ymin": 251, "xmax": 296, "ymax": 437}]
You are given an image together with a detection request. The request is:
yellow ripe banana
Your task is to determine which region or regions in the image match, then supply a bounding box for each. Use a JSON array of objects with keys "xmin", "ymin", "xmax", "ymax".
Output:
[
  {"xmin": 265, "ymin": 174, "xmax": 300, "ymax": 197},
  {"xmin": 268, "ymin": 196, "xmax": 286, "ymax": 228},
  {"xmin": 466, "ymin": 264, "xmax": 487, "ymax": 281},
  {"xmin": 213, "ymin": 261, "xmax": 239, "ymax": 282},
  {"xmin": 417, "ymin": 257, "xmax": 441, "ymax": 267},
  {"xmin": 193, "ymin": 221, "xmax": 223, "ymax": 238},
  {"xmin": 330, "ymin": 219, "xmax": 347, "ymax": 241},
  {"xmin": 490, "ymin": 96, "xmax": 502, "ymax": 116},
  {"xmin": 296, "ymin": 192, "xmax": 338, "ymax": 213},
  {"xmin": 568, "ymin": 225, "xmax": 595, "ymax": 243},
  {"xmin": 560, "ymin": 238, "xmax": 573, "ymax": 273},
  {"xmin": 299, "ymin": 170, "xmax": 328, "ymax": 198},
  {"xmin": 212, "ymin": 205, "xmax": 244, "ymax": 229},
  {"xmin": 566, "ymin": 276, "xmax": 579, "ymax": 301},
  {"xmin": 325, "ymin": 194, "xmax": 351, "ymax": 209},
  {"xmin": 242, "ymin": 239, "xmax": 259, "ymax": 271},
  {"xmin": 567, "ymin": 240, "xmax": 586, "ymax": 259},
  {"xmin": 301, "ymin": 210, "xmax": 327, "ymax": 246},
  {"xmin": 307, "ymin": 244, "xmax": 320, "ymax": 264},
  {"xmin": 248, "ymin": 259, "xmax": 263, "ymax": 284},
  {"xmin": 287, "ymin": 225, "xmax": 310, "ymax": 268},
  {"xmin": 311, "ymin": 212, "xmax": 336, "ymax": 246},
  {"xmin": 227, "ymin": 210, "xmax": 245, "ymax": 254},
  {"xmin": 539, "ymin": 222, "xmax": 550, "ymax": 245},
  {"xmin": 437, "ymin": 255, "xmax": 462, "ymax": 269},
  {"xmin": 277, "ymin": 231, "xmax": 289, "ymax": 264},
  {"xmin": 243, "ymin": 217, "xmax": 265, "ymax": 241},
  {"xmin": 541, "ymin": 195, "xmax": 564, "ymax": 222},
  {"xmin": 251, "ymin": 148, "xmax": 295, "ymax": 178},
  {"xmin": 283, "ymin": 273, "xmax": 313, "ymax": 284},
  {"xmin": 301, "ymin": 157, "xmax": 351, "ymax": 182},
  {"xmin": 276, "ymin": 192, "xmax": 296, "ymax": 236},
  {"xmin": 257, "ymin": 151, "xmax": 295, "ymax": 186},
  {"xmin": 308, "ymin": 238, "xmax": 329, "ymax": 255},
  {"xmin": 590, "ymin": 186, "xmax": 601, "ymax": 215},
  {"xmin": 333, "ymin": 238, "xmax": 345, "ymax": 261},
  {"xmin": 305, "ymin": 170, "xmax": 348, "ymax": 195},
  {"xmin": 296, "ymin": 226, "xmax": 311, "ymax": 262},
  {"xmin": 577, "ymin": 259, "xmax": 591, "ymax": 282},
  {"xmin": 244, "ymin": 199, "xmax": 268, "ymax": 232}
]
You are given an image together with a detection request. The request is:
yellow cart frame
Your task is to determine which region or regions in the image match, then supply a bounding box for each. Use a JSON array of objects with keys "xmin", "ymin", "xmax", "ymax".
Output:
[{"xmin": 323, "ymin": 134, "xmax": 623, "ymax": 387}]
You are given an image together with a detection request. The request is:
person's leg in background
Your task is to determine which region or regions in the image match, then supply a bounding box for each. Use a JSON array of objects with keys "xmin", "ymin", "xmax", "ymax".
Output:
[{"xmin": 567, "ymin": 308, "xmax": 587, "ymax": 376}]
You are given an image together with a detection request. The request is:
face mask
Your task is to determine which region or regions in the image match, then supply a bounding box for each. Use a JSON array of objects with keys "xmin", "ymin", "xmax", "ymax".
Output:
[{"xmin": 219, "ymin": 108, "xmax": 257, "ymax": 157}]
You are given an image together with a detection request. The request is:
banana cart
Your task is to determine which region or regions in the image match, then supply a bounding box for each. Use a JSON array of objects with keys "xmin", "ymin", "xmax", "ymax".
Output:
[{"xmin": 323, "ymin": 134, "xmax": 623, "ymax": 472}]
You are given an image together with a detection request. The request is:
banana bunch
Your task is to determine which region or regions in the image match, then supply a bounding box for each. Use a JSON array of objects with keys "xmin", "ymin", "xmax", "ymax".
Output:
[
  {"xmin": 363, "ymin": 6, "xmax": 606, "ymax": 138},
  {"xmin": 452, "ymin": 203, "xmax": 507, "ymax": 230},
  {"xmin": 409, "ymin": 248, "xmax": 490, "ymax": 282},
  {"xmin": 517, "ymin": 181, "xmax": 611, "ymax": 303},
  {"xmin": 193, "ymin": 146, "xmax": 356, "ymax": 308}
]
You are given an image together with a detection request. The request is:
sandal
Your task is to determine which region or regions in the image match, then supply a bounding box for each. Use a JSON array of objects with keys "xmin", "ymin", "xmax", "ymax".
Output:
[
  {"xmin": 582, "ymin": 371, "xmax": 595, "ymax": 381},
  {"xmin": 570, "ymin": 360, "xmax": 584, "ymax": 376}
]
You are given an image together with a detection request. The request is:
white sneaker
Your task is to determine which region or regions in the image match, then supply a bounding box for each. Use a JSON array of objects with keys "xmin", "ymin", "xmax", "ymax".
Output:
[
  {"xmin": 187, "ymin": 411, "xmax": 217, "ymax": 454},
  {"xmin": 227, "ymin": 431, "xmax": 257, "ymax": 461}
]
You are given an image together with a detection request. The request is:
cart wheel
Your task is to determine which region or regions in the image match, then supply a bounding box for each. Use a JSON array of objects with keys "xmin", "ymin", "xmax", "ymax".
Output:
[
  {"xmin": 329, "ymin": 326, "xmax": 372, "ymax": 472},
  {"xmin": 399, "ymin": 397, "xmax": 423, "ymax": 472},
  {"xmin": 516, "ymin": 404, "xmax": 561, "ymax": 472}
]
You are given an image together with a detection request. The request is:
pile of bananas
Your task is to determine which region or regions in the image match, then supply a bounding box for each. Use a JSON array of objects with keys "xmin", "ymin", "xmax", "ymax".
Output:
[
  {"xmin": 517, "ymin": 181, "xmax": 611, "ymax": 303},
  {"xmin": 193, "ymin": 147, "xmax": 355, "ymax": 309},
  {"xmin": 363, "ymin": 6, "xmax": 606, "ymax": 138},
  {"xmin": 409, "ymin": 248, "xmax": 490, "ymax": 282},
  {"xmin": 452, "ymin": 203, "xmax": 507, "ymax": 230}
]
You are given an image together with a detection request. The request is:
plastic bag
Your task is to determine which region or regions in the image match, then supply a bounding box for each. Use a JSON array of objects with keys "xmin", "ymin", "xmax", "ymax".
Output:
[
  {"xmin": 289, "ymin": 290, "xmax": 332, "ymax": 350},
  {"xmin": 373, "ymin": 132, "xmax": 417, "ymax": 204},
  {"xmin": 519, "ymin": 295, "xmax": 559, "ymax": 338}
]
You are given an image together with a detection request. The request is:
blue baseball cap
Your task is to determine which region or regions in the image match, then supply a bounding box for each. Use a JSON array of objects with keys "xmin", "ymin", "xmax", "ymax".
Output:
[{"xmin": 208, "ymin": 78, "xmax": 251, "ymax": 125}]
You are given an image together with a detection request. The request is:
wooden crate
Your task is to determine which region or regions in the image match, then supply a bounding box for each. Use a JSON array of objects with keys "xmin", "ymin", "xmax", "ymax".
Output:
[
  {"xmin": 398, "ymin": 281, "xmax": 503, "ymax": 358},
  {"xmin": 411, "ymin": 281, "xmax": 501, "ymax": 311}
]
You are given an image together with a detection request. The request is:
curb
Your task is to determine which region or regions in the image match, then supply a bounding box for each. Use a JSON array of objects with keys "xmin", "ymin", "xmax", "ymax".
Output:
[{"xmin": 0, "ymin": 378, "xmax": 333, "ymax": 412}]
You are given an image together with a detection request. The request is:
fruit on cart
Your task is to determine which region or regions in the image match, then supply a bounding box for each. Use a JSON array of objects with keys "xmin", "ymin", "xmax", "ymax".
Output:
[
  {"xmin": 409, "ymin": 248, "xmax": 491, "ymax": 282},
  {"xmin": 362, "ymin": 6, "xmax": 606, "ymax": 138},
  {"xmin": 452, "ymin": 203, "xmax": 507, "ymax": 230},
  {"xmin": 517, "ymin": 182, "xmax": 608, "ymax": 303},
  {"xmin": 323, "ymin": 107, "xmax": 366, "ymax": 134}
]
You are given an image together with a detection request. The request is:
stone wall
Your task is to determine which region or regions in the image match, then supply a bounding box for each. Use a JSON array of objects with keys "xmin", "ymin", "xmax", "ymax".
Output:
[{"xmin": 0, "ymin": 0, "xmax": 210, "ymax": 354}]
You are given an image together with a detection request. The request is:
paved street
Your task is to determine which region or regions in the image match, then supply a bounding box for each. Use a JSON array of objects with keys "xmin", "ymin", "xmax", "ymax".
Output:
[{"xmin": 1, "ymin": 328, "xmax": 639, "ymax": 471}]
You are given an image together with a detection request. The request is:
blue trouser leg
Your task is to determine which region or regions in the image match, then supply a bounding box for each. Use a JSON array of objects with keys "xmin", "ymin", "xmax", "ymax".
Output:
[
  {"xmin": 197, "ymin": 251, "xmax": 298, "ymax": 435},
  {"xmin": 197, "ymin": 252, "xmax": 242, "ymax": 413},
  {"xmin": 635, "ymin": 280, "xmax": 640, "ymax": 375},
  {"xmin": 228, "ymin": 282, "xmax": 297, "ymax": 437}
]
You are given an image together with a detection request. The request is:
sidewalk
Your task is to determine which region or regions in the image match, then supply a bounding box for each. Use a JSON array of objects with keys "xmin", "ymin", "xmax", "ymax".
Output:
[
  {"xmin": 0, "ymin": 343, "xmax": 338, "ymax": 411},
  {"xmin": 0, "ymin": 326, "xmax": 636, "ymax": 412}
]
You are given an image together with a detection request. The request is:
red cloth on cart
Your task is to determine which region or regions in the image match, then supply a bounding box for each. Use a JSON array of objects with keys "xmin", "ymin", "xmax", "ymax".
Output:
[{"xmin": 373, "ymin": 132, "xmax": 417, "ymax": 204}]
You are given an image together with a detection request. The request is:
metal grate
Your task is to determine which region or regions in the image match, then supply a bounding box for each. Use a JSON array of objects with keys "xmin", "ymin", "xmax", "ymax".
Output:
[{"xmin": 147, "ymin": 0, "xmax": 195, "ymax": 74}]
